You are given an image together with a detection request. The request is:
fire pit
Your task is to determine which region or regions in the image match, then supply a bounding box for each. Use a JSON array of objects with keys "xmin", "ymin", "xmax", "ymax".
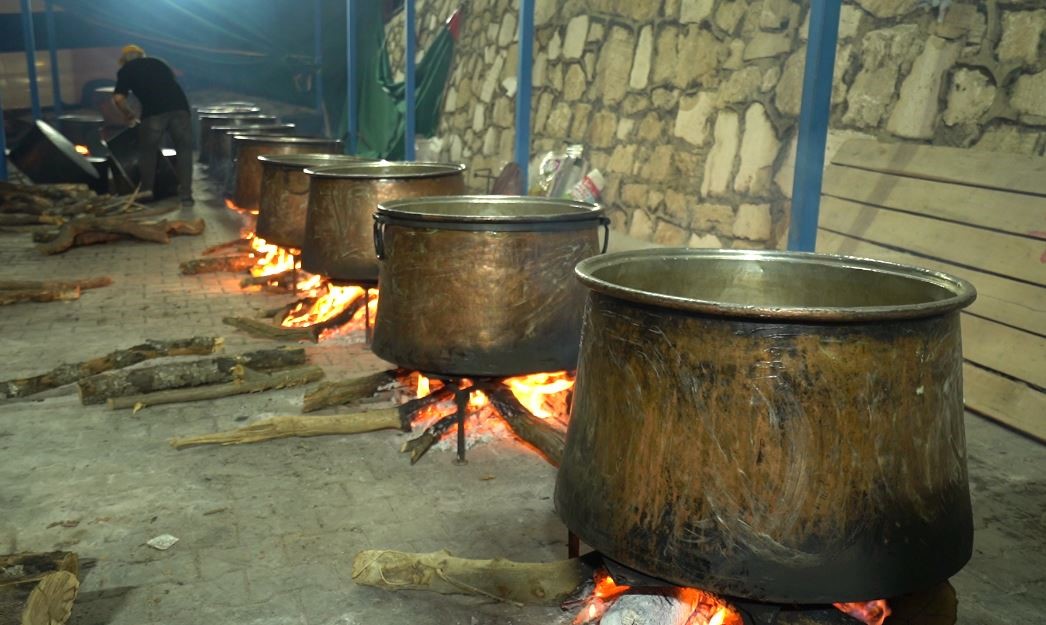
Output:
[{"xmin": 556, "ymin": 249, "xmax": 977, "ymax": 606}]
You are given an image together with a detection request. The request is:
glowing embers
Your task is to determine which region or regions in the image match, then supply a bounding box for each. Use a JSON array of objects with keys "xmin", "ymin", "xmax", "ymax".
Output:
[
  {"xmin": 568, "ymin": 567, "xmax": 891, "ymax": 625},
  {"xmin": 280, "ymin": 284, "xmax": 378, "ymax": 341},
  {"xmin": 74, "ymin": 144, "xmax": 90, "ymax": 156},
  {"xmin": 832, "ymin": 601, "xmax": 891, "ymax": 625}
]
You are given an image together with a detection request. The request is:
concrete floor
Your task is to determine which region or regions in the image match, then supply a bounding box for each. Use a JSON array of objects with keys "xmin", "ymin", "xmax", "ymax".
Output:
[{"xmin": 0, "ymin": 172, "xmax": 1043, "ymax": 625}]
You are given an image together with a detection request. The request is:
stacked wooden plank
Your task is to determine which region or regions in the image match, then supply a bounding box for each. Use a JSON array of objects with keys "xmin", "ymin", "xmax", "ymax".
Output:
[{"xmin": 816, "ymin": 138, "xmax": 1045, "ymax": 443}]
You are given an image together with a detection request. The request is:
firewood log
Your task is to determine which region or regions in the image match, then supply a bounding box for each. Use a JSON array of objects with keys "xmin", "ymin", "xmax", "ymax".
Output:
[
  {"xmin": 170, "ymin": 386, "xmax": 454, "ymax": 449},
  {"xmin": 351, "ymin": 550, "xmax": 591, "ymax": 606},
  {"xmin": 180, "ymin": 255, "xmax": 256, "ymax": 275},
  {"xmin": 302, "ymin": 369, "xmax": 402, "ymax": 412},
  {"xmin": 77, "ymin": 347, "xmax": 306, "ymax": 405},
  {"xmin": 222, "ymin": 317, "xmax": 320, "ymax": 342},
  {"xmin": 37, "ymin": 217, "xmax": 205, "ymax": 255},
  {"xmin": 0, "ymin": 287, "xmax": 80, "ymax": 306},
  {"xmin": 482, "ymin": 384, "xmax": 566, "ymax": 467},
  {"xmin": 0, "ymin": 336, "xmax": 222, "ymax": 400},
  {"xmin": 0, "ymin": 277, "xmax": 112, "ymax": 291},
  {"xmin": 0, "ymin": 551, "xmax": 80, "ymax": 625},
  {"xmin": 201, "ymin": 238, "xmax": 251, "ymax": 256},
  {"xmin": 0, "ymin": 213, "xmax": 63, "ymax": 226},
  {"xmin": 106, "ymin": 364, "xmax": 325, "ymax": 411}
]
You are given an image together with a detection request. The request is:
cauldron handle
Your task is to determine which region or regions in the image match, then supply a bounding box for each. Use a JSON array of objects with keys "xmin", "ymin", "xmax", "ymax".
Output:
[
  {"xmin": 599, "ymin": 217, "xmax": 611, "ymax": 254},
  {"xmin": 373, "ymin": 215, "xmax": 388, "ymax": 260}
]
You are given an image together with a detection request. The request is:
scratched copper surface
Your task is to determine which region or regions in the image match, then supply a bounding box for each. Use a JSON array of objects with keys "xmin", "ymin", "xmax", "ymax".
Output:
[{"xmin": 230, "ymin": 137, "xmax": 342, "ymax": 211}]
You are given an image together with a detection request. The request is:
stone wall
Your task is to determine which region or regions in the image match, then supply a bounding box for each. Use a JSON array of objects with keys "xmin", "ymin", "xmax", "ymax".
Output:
[{"xmin": 387, "ymin": 0, "xmax": 1046, "ymax": 249}]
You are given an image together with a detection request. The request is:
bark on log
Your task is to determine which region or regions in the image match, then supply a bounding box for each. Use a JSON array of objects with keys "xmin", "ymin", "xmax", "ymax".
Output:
[
  {"xmin": 170, "ymin": 385, "xmax": 455, "ymax": 449},
  {"xmin": 77, "ymin": 347, "xmax": 306, "ymax": 405},
  {"xmin": 201, "ymin": 238, "xmax": 251, "ymax": 256},
  {"xmin": 0, "ymin": 552, "xmax": 80, "ymax": 625},
  {"xmin": 351, "ymin": 550, "xmax": 591, "ymax": 606},
  {"xmin": 222, "ymin": 317, "xmax": 319, "ymax": 343},
  {"xmin": 0, "ymin": 214, "xmax": 63, "ymax": 226},
  {"xmin": 0, "ymin": 336, "xmax": 223, "ymax": 400},
  {"xmin": 106, "ymin": 364, "xmax": 325, "ymax": 411},
  {"xmin": 0, "ymin": 277, "xmax": 112, "ymax": 291},
  {"xmin": 37, "ymin": 217, "xmax": 205, "ymax": 255},
  {"xmin": 0, "ymin": 287, "xmax": 80, "ymax": 306},
  {"xmin": 302, "ymin": 370, "xmax": 402, "ymax": 412},
  {"xmin": 170, "ymin": 407, "xmax": 403, "ymax": 450},
  {"xmin": 483, "ymin": 384, "xmax": 566, "ymax": 467},
  {"xmin": 180, "ymin": 255, "xmax": 256, "ymax": 275}
]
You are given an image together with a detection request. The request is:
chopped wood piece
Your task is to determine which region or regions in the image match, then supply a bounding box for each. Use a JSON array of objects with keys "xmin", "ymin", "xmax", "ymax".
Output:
[
  {"xmin": 240, "ymin": 271, "xmax": 296, "ymax": 289},
  {"xmin": 170, "ymin": 384, "xmax": 454, "ymax": 449},
  {"xmin": 0, "ymin": 551, "xmax": 80, "ymax": 625},
  {"xmin": 0, "ymin": 287, "xmax": 79, "ymax": 306},
  {"xmin": 483, "ymin": 384, "xmax": 566, "ymax": 467},
  {"xmin": 106, "ymin": 365, "xmax": 325, "ymax": 411},
  {"xmin": 351, "ymin": 550, "xmax": 591, "ymax": 606},
  {"xmin": 0, "ymin": 213, "xmax": 63, "ymax": 226},
  {"xmin": 222, "ymin": 316, "xmax": 319, "ymax": 342},
  {"xmin": 180, "ymin": 255, "xmax": 256, "ymax": 275},
  {"xmin": 302, "ymin": 370, "xmax": 402, "ymax": 412},
  {"xmin": 37, "ymin": 217, "xmax": 205, "ymax": 255},
  {"xmin": 170, "ymin": 407, "xmax": 402, "ymax": 450},
  {"xmin": 401, "ymin": 412, "xmax": 459, "ymax": 464},
  {"xmin": 0, "ymin": 277, "xmax": 112, "ymax": 291},
  {"xmin": 77, "ymin": 347, "xmax": 307, "ymax": 405},
  {"xmin": 201, "ymin": 238, "xmax": 251, "ymax": 256},
  {"xmin": 0, "ymin": 337, "xmax": 223, "ymax": 400}
]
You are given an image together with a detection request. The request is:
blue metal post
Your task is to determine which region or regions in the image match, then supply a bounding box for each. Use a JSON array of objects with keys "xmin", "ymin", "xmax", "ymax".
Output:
[
  {"xmin": 403, "ymin": 0, "xmax": 416, "ymax": 160},
  {"xmin": 44, "ymin": 0, "xmax": 61, "ymax": 116},
  {"xmin": 787, "ymin": 0, "xmax": 841, "ymax": 252},
  {"xmin": 514, "ymin": 0, "xmax": 535, "ymax": 193},
  {"xmin": 0, "ymin": 88, "xmax": 8, "ymax": 181},
  {"xmin": 345, "ymin": 0, "xmax": 357, "ymax": 154},
  {"xmin": 313, "ymin": 0, "xmax": 324, "ymax": 121},
  {"xmin": 20, "ymin": 0, "xmax": 42, "ymax": 121}
]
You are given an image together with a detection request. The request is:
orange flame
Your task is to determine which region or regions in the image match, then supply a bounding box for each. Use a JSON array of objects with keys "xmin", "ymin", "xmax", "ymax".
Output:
[
  {"xmin": 572, "ymin": 570, "xmax": 631, "ymax": 624},
  {"xmin": 571, "ymin": 570, "xmax": 742, "ymax": 625},
  {"xmin": 833, "ymin": 600, "xmax": 891, "ymax": 625},
  {"xmin": 247, "ymin": 235, "xmax": 298, "ymax": 278},
  {"xmin": 74, "ymin": 144, "xmax": 90, "ymax": 156},
  {"xmin": 281, "ymin": 284, "xmax": 365, "ymax": 327},
  {"xmin": 414, "ymin": 371, "xmax": 573, "ymax": 420}
]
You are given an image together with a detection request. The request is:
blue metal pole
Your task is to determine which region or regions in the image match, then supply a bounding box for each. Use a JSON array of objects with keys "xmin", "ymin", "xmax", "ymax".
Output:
[
  {"xmin": 20, "ymin": 0, "xmax": 42, "ymax": 121},
  {"xmin": 44, "ymin": 0, "xmax": 61, "ymax": 116},
  {"xmin": 0, "ymin": 88, "xmax": 8, "ymax": 181},
  {"xmin": 515, "ymin": 0, "xmax": 535, "ymax": 193},
  {"xmin": 345, "ymin": 0, "xmax": 357, "ymax": 154},
  {"xmin": 787, "ymin": 0, "xmax": 841, "ymax": 252},
  {"xmin": 403, "ymin": 0, "xmax": 416, "ymax": 160},
  {"xmin": 313, "ymin": 0, "xmax": 324, "ymax": 123}
]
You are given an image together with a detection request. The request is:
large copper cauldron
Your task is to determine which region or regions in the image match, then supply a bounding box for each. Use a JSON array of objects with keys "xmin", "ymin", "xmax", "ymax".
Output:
[
  {"xmin": 300, "ymin": 162, "xmax": 466, "ymax": 283},
  {"xmin": 371, "ymin": 196, "xmax": 608, "ymax": 377},
  {"xmin": 256, "ymin": 154, "xmax": 368, "ymax": 249},
  {"xmin": 198, "ymin": 114, "xmax": 277, "ymax": 164},
  {"xmin": 555, "ymin": 249, "xmax": 977, "ymax": 604},
  {"xmin": 230, "ymin": 136, "xmax": 343, "ymax": 212},
  {"xmin": 9, "ymin": 120, "xmax": 100, "ymax": 185},
  {"xmin": 193, "ymin": 103, "xmax": 260, "ymax": 147},
  {"xmin": 209, "ymin": 124, "xmax": 296, "ymax": 182}
]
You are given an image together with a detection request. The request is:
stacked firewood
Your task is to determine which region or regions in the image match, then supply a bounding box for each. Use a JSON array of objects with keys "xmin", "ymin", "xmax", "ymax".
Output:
[{"xmin": 0, "ymin": 182, "xmax": 205, "ymax": 254}]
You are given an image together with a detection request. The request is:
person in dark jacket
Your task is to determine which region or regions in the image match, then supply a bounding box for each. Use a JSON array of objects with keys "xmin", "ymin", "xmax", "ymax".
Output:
[{"xmin": 112, "ymin": 45, "xmax": 194, "ymax": 207}]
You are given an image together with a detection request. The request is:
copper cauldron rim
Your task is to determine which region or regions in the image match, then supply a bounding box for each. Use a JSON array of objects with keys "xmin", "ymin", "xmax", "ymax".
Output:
[
  {"xmin": 232, "ymin": 135, "xmax": 341, "ymax": 145},
  {"xmin": 377, "ymin": 195, "xmax": 604, "ymax": 225},
  {"xmin": 305, "ymin": 161, "xmax": 466, "ymax": 180},
  {"xmin": 575, "ymin": 248, "xmax": 976, "ymax": 322},
  {"xmin": 212, "ymin": 123, "xmax": 293, "ymax": 133},
  {"xmin": 196, "ymin": 106, "xmax": 262, "ymax": 116},
  {"xmin": 258, "ymin": 153, "xmax": 368, "ymax": 168}
]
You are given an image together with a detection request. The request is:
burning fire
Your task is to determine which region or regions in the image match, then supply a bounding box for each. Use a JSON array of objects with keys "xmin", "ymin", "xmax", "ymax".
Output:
[
  {"xmin": 833, "ymin": 600, "xmax": 891, "ymax": 625},
  {"xmin": 74, "ymin": 144, "xmax": 90, "ymax": 156},
  {"xmin": 415, "ymin": 371, "xmax": 574, "ymax": 419},
  {"xmin": 246, "ymin": 232, "xmax": 298, "ymax": 278},
  {"xmin": 572, "ymin": 569, "xmax": 742, "ymax": 625}
]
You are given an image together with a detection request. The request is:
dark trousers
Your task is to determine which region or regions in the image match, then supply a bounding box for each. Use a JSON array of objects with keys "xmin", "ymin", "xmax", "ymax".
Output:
[{"xmin": 139, "ymin": 110, "xmax": 193, "ymax": 200}]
